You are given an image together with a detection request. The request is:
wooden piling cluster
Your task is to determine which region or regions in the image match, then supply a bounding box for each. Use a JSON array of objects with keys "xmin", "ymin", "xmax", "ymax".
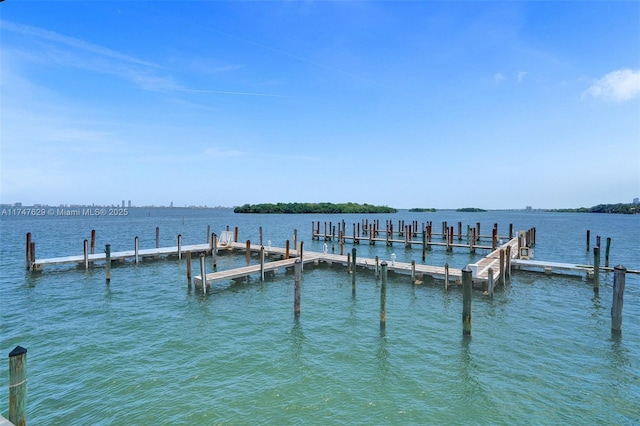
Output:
[{"xmin": 311, "ymin": 220, "xmax": 514, "ymax": 254}]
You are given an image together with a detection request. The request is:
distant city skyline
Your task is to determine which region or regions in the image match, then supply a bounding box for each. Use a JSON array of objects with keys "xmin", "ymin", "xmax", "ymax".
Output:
[{"xmin": 1, "ymin": 2, "xmax": 638, "ymax": 209}]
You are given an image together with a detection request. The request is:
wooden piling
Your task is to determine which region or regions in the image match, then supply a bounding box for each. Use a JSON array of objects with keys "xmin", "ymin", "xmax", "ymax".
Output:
[
  {"xmin": 134, "ymin": 236, "xmax": 139, "ymax": 264},
  {"xmin": 9, "ymin": 345, "xmax": 27, "ymax": 426},
  {"xmin": 260, "ymin": 246, "xmax": 265, "ymax": 282},
  {"xmin": 25, "ymin": 233, "xmax": 32, "ymax": 270},
  {"xmin": 285, "ymin": 240, "xmax": 290, "ymax": 259},
  {"xmin": 593, "ymin": 246, "xmax": 600, "ymax": 293},
  {"xmin": 186, "ymin": 251, "xmax": 192, "ymax": 287},
  {"xmin": 84, "ymin": 239, "xmax": 89, "ymax": 270},
  {"xmin": 380, "ymin": 261, "xmax": 387, "ymax": 332},
  {"xmin": 258, "ymin": 226, "xmax": 262, "ymax": 246},
  {"xmin": 505, "ymin": 245, "xmax": 511, "ymax": 280},
  {"xmin": 177, "ymin": 234, "xmax": 182, "ymax": 260},
  {"xmin": 105, "ymin": 244, "xmax": 111, "ymax": 283},
  {"xmin": 29, "ymin": 242, "xmax": 36, "ymax": 267},
  {"xmin": 206, "ymin": 225, "xmax": 210, "ymax": 244},
  {"xmin": 299, "ymin": 241, "xmax": 304, "ymax": 271},
  {"xmin": 605, "ymin": 238, "xmax": 611, "ymax": 268},
  {"xmin": 199, "ymin": 254, "xmax": 207, "ymax": 295},
  {"xmin": 458, "ymin": 222, "xmax": 463, "ymax": 241},
  {"xmin": 294, "ymin": 258, "xmax": 301, "ymax": 316},
  {"xmin": 462, "ymin": 266, "xmax": 472, "ymax": 336},
  {"xmin": 444, "ymin": 263, "xmax": 449, "ymax": 291},
  {"xmin": 411, "ymin": 260, "xmax": 416, "ymax": 284},
  {"xmin": 586, "ymin": 230, "xmax": 590, "ymax": 252},
  {"xmin": 509, "ymin": 223, "xmax": 513, "ymax": 239},
  {"xmin": 487, "ymin": 267, "xmax": 494, "ymax": 297},
  {"xmin": 245, "ymin": 240, "xmax": 251, "ymax": 266},
  {"xmin": 156, "ymin": 226, "xmax": 160, "ymax": 248},
  {"xmin": 611, "ymin": 265, "xmax": 626, "ymax": 334},
  {"xmin": 90, "ymin": 229, "xmax": 96, "ymax": 254},
  {"xmin": 499, "ymin": 249, "xmax": 505, "ymax": 286},
  {"xmin": 212, "ymin": 233, "xmax": 217, "ymax": 269},
  {"xmin": 351, "ymin": 248, "xmax": 357, "ymax": 297},
  {"xmin": 422, "ymin": 230, "xmax": 426, "ymax": 261}
]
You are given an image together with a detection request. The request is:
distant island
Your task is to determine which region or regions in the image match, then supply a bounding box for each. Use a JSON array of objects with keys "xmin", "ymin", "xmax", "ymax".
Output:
[
  {"xmin": 408, "ymin": 208, "xmax": 437, "ymax": 212},
  {"xmin": 547, "ymin": 203, "xmax": 638, "ymax": 214},
  {"xmin": 234, "ymin": 202, "xmax": 398, "ymax": 214},
  {"xmin": 456, "ymin": 207, "xmax": 487, "ymax": 212}
]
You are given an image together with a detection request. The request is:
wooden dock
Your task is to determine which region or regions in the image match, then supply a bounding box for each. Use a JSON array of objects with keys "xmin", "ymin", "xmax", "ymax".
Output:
[{"xmin": 194, "ymin": 249, "xmax": 465, "ymax": 286}]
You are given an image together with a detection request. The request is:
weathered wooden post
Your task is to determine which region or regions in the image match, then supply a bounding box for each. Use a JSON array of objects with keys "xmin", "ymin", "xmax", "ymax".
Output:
[
  {"xmin": 487, "ymin": 267, "xmax": 494, "ymax": 297},
  {"xmin": 375, "ymin": 256, "xmax": 380, "ymax": 279},
  {"xmin": 499, "ymin": 249, "xmax": 505, "ymax": 286},
  {"xmin": 509, "ymin": 223, "xmax": 513, "ymax": 240},
  {"xmin": 84, "ymin": 239, "xmax": 89, "ymax": 270},
  {"xmin": 260, "ymin": 246, "xmax": 265, "ymax": 282},
  {"xmin": 294, "ymin": 258, "xmax": 301, "ymax": 317},
  {"xmin": 351, "ymin": 248, "xmax": 357, "ymax": 297},
  {"xmin": 9, "ymin": 345, "xmax": 27, "ymax": 426},
  {"xmin": 285, "ymin": 240, "xmax": 290, "ymax": 259},
  {"xmin": 411, "ymin": 260, "xmax": 416, "ymax": 284},
  {"xmin": 177, "ymin": 234, "xmax": 182, "ymax": 260},
  {"xmin": 212, "ymin": 233, "xmax": 217, "ymax": 269},
  {"xmin": 246, "ymin": 240, "xmax": 251, "ymax": 266},
  {"xmin": 605, "ymin": 238, "xmax": 611, "ymax": 268},
  {"xmin": 611, "ymin": 265, "xmax": 626, "ymax": 334},
  {"xmin": 422, "ymin": 230, "xmax": 426, "ymax": 261},
  {"xmin": 458, "ymin": 222, "xmax": 463, "ymax": 241},
  {"xmin": 505, "ymin": 245, "xmax": 512, "ymax": 280},
  {"xmin": 90, "ymin": 229, "xmax": 96, "ymax": 255},
  {"xmin": 380, "ymin": 261, "xmax": 387, "ymax": 332},
  {"xmin": 293, "ymin": 229, "xmax": 298, "ymax": 252},
  {"xmin": 25, "ymin": 233, "xmax": 31, "ymax": 270},
  {"xmin": 155, "ymin": 226, "xmax": 160, "ymax": 248},
  {"xmin": 186, "ymin": 251, "xmax": 192, "ymax": 287},
  {"xmin": 586, "ymin": 230, "xmax": 590, "ymax": 252},
  {"xmin": 29, "ymin": 242, "xmax": 36, "ymax": 268},
  {"xmin": 134, "ymin": 236, "xmax": 139, "ymax": 264},
  {"xmin": 593, "ymin": 246, "xmax": 600, "ymax": 293},
  {"xmin": 199, "ymin": 253, "xmax": 207, "ymax": 295},
  {"xmin": 259, "ymin": 226, "xmax": 262, "ymax": 246},
  {"xmin": 444, "ymin": 263, "xmax": 449, "ymax": 291},
  {"xmin": 206, "ymin": 225, "xmax": 210, "ymax": 244},
  {"xmin": 235, "ymin": 226, "xmax": 239, "ymax": 243},
  {"xmin": 462, "ymin": 266, "xmax": 472, "ymax": 336},
  {"xmin": 105, "ymin": 244, "xmax": 111, "ymax": 283}
]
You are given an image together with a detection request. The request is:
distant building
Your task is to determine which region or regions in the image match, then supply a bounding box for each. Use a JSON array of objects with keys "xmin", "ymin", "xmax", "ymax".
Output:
[
  {"xmin": 122, "ymin": 200, "xmax": 125, "ymax": 208},
  {"xmin": 14, "ymin": 202, "xmax": 23, "ymax": 207},
  {"xmin": 170, "ymin": 201, "xmax": 174, "ymax": 208},
  {"xmin": 525, "ymin": 206, "xmax": 532, "ymax": 211},
  {"xmin": 633, "ymin": 198, "xmax": 639, "ymax": 205}
]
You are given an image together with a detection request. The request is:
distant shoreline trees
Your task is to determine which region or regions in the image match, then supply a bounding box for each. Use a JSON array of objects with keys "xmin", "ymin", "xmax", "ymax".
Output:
[
  {"xmin": 233, "ymin": 202, "xmax": 398, "ymax": 214},
  {"xmin": 547, "ymin": 203, "xmax": 638, "ymax": 214}
]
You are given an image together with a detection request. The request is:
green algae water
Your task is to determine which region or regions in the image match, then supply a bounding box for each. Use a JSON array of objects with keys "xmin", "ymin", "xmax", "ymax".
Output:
[{"xmin": 1, "ymin": 209, "xmax": 639, "ymax": 424}]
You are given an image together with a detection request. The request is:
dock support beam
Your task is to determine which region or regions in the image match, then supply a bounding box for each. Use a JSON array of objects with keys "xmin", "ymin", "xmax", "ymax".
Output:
[
  {"xmin": 611, "ymin": 265, "xmax": 626, "ymax": 334},
  {"xmin": 462, "ymin": 266, "xmax": 472, "ymax": 336},
  {"xmin": 294, "ymin": 259, "xmax": 301, "ymax": 317},
  {"xmin": 199, "ymin": 254, "xmax": 207, "ymax": 295},
  {"xmin": 380, "ymin": 261, "xmax": 387, "ymax": 333},
  {"xmin": 9, "ymin": 345, "xmax": 27, "ymax": 426},
  {"xmin": 105, "ymin": 244, "xmax": 111, "ymax": 283},
  {"xmin": 593, "ymin": 246, "xmax": 600, "ymax": 293},
  {"xmin": 351, "ymin": 248, "xmax": 357, "ymax": 297}
]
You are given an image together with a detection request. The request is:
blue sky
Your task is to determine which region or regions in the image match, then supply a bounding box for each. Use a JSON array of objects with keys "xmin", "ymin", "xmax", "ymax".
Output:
[{"xmin": 1, "ymin": 1, "xmax": 639, "ymax": 209}]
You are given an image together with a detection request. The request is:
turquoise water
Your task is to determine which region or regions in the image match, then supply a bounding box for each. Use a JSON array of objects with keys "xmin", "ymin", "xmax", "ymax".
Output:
[{"xmin": 1, "ymin": 209, "xmax": 639, "ymax": 424}]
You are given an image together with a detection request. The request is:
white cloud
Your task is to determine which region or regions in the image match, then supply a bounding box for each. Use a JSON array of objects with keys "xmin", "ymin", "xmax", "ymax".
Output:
[
  {"xmin": 493, "ymin": 72, "xmax": 505, "ymax": 84},
  {"xmin": 517, "ymin": 71, "xmax": 527, "ymax": 83},
  {"xmin": 583, "ymin": 68, "xmax": 640, "ymax": 102}
]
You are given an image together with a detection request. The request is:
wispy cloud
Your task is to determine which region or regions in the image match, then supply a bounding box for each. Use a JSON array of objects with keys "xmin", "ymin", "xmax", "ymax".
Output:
[
  {"xmin": 0, "ymin": 20, "xmax": 160, "ymax": 68},
  {"xmin": 582, "ymin": 68, "xmax": 640, "ymax": 102},
  {"xmin": 517, "ymin": 71, "xmax": 527, "ymax": 83},
  {"xmin": 493, "ymin": 72, "xmax": 505, "ymax": 85},
  {"xmin": 1, "ymin": 19, "xmax": 284, "ymax": 98}
]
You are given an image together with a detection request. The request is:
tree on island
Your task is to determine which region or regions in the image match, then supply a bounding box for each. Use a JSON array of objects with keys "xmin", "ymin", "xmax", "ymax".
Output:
[{"xmin": 233, "ymin": 202, "xmax": 397, "ymax": 214}]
